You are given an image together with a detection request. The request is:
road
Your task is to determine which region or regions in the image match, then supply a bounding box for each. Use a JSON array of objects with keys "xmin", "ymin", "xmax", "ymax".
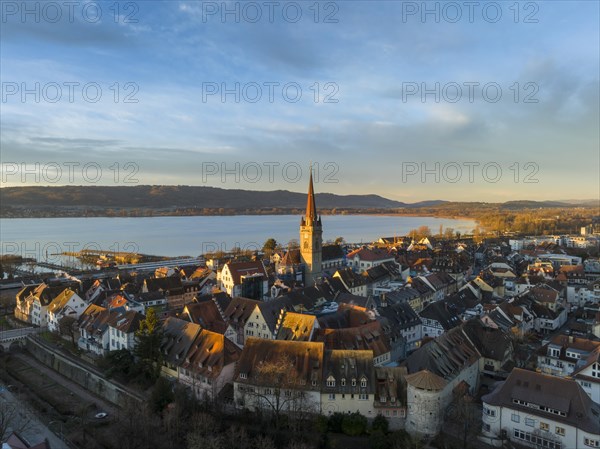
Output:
[{"xmin": 0, "ymin": 381, "xmax": 69, "ymax": 449}]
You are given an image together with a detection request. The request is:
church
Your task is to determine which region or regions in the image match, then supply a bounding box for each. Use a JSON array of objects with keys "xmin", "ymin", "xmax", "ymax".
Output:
[
  {"xmin": 300, "ymin": 168, "xmax": 323, "ymax": 285},
  {"xmin": 274, "ymin": 168, "xmax": 345, "ymax": 286}
]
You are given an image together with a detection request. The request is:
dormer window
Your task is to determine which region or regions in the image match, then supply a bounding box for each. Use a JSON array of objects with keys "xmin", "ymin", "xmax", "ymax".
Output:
[
  {"xmin": 361, "ymin": 377, "xmax": 367, "ymax": 388},
  {"xmin": 352, "ymin": 378, "xmax": 357, "ymax": 387},
  {"xmin": 326, "ymin": 375, "xmax": 336, "ymax": 387},
  {"xmin": 240, "ymin": 372, "xmax": 247, "ymax": 379},
  {"xmin": 341, "ymin": 378, "xmax": 346, "ymax": 386}
]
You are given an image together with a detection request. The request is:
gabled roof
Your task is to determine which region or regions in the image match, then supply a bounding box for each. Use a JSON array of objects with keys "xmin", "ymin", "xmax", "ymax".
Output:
[
  {"xmin": 334, "ymin": 267, "xmax": 367, "ymax": 288},
  {"xmin": 323, "ymin": 349, "xmax": 375, "ymax": 393},
  {"xmin": 256, "ymin": 296, "xmax": 294, "ymax": 333},
  {"xmin": 107, "ymin": 309, "xmax": 143, "ymax": 334},
  {"xmin": 482, "ymin": 368, "xmax": 600, "ymax": 434},
  {"xmin": 322, "ymin": 244, "xmax": 345, "ymax": 261},
  {"xmin": 222, "ymin": 297, "xmax": 261, "ymax": 324},
  {"xmin": 235, "ymin": 338, "xmax": 324, "ymax": 388},
  {"xmin": 347, "ymin": 246, "xmax": 394, "ymax": 262},
  {"xmin": 377, "ymin": 301, "xmax": 421, "ymax": 330},
  {"xmin": 182, "ymin": 301, "xmax": 228, "ymax": 334},
  {"xmin": 180, "ymin": 328, "xmax": 241, "ymax": 378},
  {"xmin": 316, "ymin": 321, "xmax": 391, "ymax": 358},
  {"xmin": 47, "ymin": 288, "xmax": 78, "ymax": 315},
  {"xmin": 419, "ymin": 301, "xmax": 462, "ymax": 331},
  {"xmin": 462, "ymin": 319, "xmax": 513, "ymax": 362},
  {"xmin": 403, "ymin": 325, "xmax": 480, "ymax": 381},
  {"xmin": 161, "ymin": 317, "xmax": 202, "ymax": 366},
  {"xmin": 223, "ymin": 261, "xmax": 267, "ymax": 284},
  {"xmin": 277, "ymin": 312, "xmax": 317, "ymax": 341},
  {"xmin": 145, "ymin": 276, "xmax": 183, "ymax": 293}
]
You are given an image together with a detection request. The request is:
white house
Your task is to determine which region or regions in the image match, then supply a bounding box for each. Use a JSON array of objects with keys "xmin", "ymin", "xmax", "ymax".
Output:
[
  {"xmin": 47, "ymin": 289, "xmax": 87, "ymax": 333},
  {"xmin": 573, "ymin": 350, "xmax": 600, "ymax": 404},
  {"xmin": 220, "ymin": 261, "xmax": 268, "ymax": 300},
  {"xmin": 481, "ymin": 368, "xmax": 600, "ymax": 449},
  {"xmin": 107, "ymin": 310, "xmax": 143, "ymax": 351}
]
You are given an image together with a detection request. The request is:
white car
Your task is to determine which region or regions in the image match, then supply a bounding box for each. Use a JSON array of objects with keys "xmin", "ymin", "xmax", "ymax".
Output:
[{"xmin": 94, "ymin": 412, "xmax": 108, "ymax": 419}]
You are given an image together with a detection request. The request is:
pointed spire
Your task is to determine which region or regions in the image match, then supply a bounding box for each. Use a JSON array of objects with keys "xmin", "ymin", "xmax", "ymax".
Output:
[{"xmin": 305, "ymin": 165, "xmax": 317, "ymax": 223}]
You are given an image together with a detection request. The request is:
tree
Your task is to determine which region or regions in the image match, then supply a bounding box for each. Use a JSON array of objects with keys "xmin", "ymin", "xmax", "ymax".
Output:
[
  {"xmin": 341, "ymin": 412, "xmax": 368, "ymax": 436},
  {"xmin": 240, "ymin": 354, "xmax": 315, "ymax": 429},
  {"xmin": 0, "ymin": 401, "xmax": 32, "ymax": 441},
  {"xmin": 134, "ymin": 308, "xmax": 163, "ymax": 383},
  {"xmin": 334, "ymin": 237, "xmax": 345, "ymax": 245},
  {"xmin": 263, "ymin": 238, "xmax": 278, "ymax": 256},
  {"xmin": 58, "ymin": 316, "xmax": 77, "ymax": 345},
  {"xmin": 150, "ymin": 377, "xmax": 174, "ymax": 413},
  {"xmin": 372, "ymin": 414, "xmax": 389, "ymax": 433},
  {"xmin": 444, "ymin": 227, "xmax": 455, "ymax": 240}
]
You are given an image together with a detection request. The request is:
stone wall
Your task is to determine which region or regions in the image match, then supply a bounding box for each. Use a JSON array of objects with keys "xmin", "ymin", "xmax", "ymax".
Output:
[{"xmin": 25, "ymin": 336, "xmax": 144, "ymax": 407}]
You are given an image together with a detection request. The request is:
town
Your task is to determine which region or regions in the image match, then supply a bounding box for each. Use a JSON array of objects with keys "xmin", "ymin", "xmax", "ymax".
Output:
[{"xmin": 1, "ymin": 176, "xmax": 599, "ymax": 449}]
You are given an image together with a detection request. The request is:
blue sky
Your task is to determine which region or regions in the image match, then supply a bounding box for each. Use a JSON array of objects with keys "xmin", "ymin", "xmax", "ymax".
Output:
[{"xmin": 1, "ymin": 0, "xmax": 598, "ymax": 202}]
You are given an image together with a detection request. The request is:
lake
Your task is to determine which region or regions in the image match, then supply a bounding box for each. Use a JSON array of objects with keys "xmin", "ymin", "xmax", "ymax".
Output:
[{"xmin": 0, "ymin": 215, "xmax": 476, "ymax": 259}]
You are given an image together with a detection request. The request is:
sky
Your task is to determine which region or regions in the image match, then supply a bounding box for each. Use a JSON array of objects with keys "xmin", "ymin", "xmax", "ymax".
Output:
[{"xmin": 1, "ymin": 0, "xmax": 599, "ymax": 202}]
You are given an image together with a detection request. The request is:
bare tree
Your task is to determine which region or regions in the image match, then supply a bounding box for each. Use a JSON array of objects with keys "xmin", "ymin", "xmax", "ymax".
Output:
[
  {"xmin": 0, "ymin": 401, "xmax": 33, "ymax": 441},
  {"xmin": 240, "ymin": 355, "xmax": 318, "ymax": 429}
]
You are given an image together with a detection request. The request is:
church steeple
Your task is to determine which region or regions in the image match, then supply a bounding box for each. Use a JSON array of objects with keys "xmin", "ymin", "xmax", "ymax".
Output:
[
  {"xmin": 300, "ymin": 165, "xmax": 323, "ymax": 286},
  {"xmin": 302, "ymin": 165, "xmax": 320, "ymax": 226}
]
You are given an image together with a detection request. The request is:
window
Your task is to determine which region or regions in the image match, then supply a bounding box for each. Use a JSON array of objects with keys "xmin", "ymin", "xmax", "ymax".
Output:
[
  {"xmin": 328, "ymin": 393, "xmax": 335, "ymax": 400},
  {"xmin": 327, "ymin": 376, "xmax": 335, "ymax": 387},
  {"xmin": 484, "ymin": 407, "xmax": 496, "ymax": 417},
  {"xmin": 359, "ymin": 394, "xmax": 368, "ymax": 400},
  {"xmin": 555, "ymin": 427, "xmax": 565, "ymax": 436},
  {"xmin": 540, "ymin": 422, "xmax": 549, "ymax": 431},
  {"xmin": 585, "ymin": 438, "xmax": 600, "ymax": 448},
  {"xmin": 525, "ymin": 418, "xmax": 535, "ymax": 427},
  {"xmin": 352, "ymin": 378, "xmax": 356, "ymax": 387},
  {"xmin": 240, "ymin": 373, "xmax": 247, "ymax": 379},
  {"xmin": 341, "ymin": 378, "xmax": 346, "ymax": 386},
  {"xmin": 511, "ymin": 413, "xmax": 520, "ymax": 423},
  {"xmin": 483, "ymin": 423, "xmax": 491, "ymax": 432},
  {"xmin": 361, "ymin": 378, "xmax": 367, "ymax": 388}
]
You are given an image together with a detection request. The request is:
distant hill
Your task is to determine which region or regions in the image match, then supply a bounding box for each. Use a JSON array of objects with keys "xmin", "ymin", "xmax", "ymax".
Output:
[{"xmin": 0, "ymin": 185, "xmax": 444, "ymax": 211}]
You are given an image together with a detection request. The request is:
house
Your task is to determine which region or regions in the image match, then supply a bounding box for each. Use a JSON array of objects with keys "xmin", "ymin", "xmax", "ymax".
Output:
[
  {"xmin": 462, "ymin": 319, "xmax": 514, "ymax": 378},
  {"xmin": 106, "ymin": 310, "xmax": 143, "ymax": 351},
  {"xmin": 572, "ymin": 346, "xmax": 600, "ymax": 403},
  {"xmin": 315, "ymin": 320, "xmax": 393, "ymax": 366},
  {"xmin": 418, "ymin": 300, "xmax": 462, "ymax": 338},
  {"xmin": 244, "ymin": 296, "xmax": 294, "ymax": 341},
  {"xmin": 222, "ymin": 296, "xmax": 261, "ymax": 346},
  {"xmin": 77, "ymin": 304, "xmax": 142, "ymax": 355},
  {"xmin": 233, "ymin": 338, "xmax": 324, "ymax": 415},
  {"xmin": 276, "ymin": 312, "xmax": 319, "ymax": 342},
  {"xmin": 181, "ymin": 300, "xmax": 229, "ymax": 335},
  {"xmin": 47, "ymin": 288, "xmax": 87, "ymax": 333},
  {"xmin": 381, "ymin": 287, "xmax": 424, "ymax": 313},
  {"xmin": 77, "ymin": 304, "xmax": 110, "ymax": 355},
  {"xmin": 142, "ymin": 276, "xmax": 185, "ymax": 310},
  {"xmin": 377, "ymin": 301, "xmax": 422, "ymax": 353},
  {"xmin": 481, "ymin": 368, "xmax": 600, "ymax": 449},
  {"xmin": 220, "ymin": 261, "xmax": 268, "ymax": 300},
  {"xmin": 373, "ymin": 367, "xmax": 408, "ymax": 430},
  {"xmin": 321, "ymin": 349, "xmax": 376, "ymax": 417},
  {"xmin": 321, "ymin": 245, "xmax": 346, "ymax": 272},
  {"xmin": 15, "ymin": 283, "xmax": 65, "ymax": 326},
  {"xmin": 333, "ymin": 267, "xmax": 368, "ymax": 297},
  {"xmin": 170, "ymin": 319, "xmax": 242, "ymax": 401},
  {"xmin": 346, "ymin": 246, "xmax": 395, "ymax": 272},
  {"xmin": 160, "ymin": 317, "xmax": 202, "ymax": 380},
  {"xmin": 536, "ymin": 334, "xmax": 600, "ymax": 378}
]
